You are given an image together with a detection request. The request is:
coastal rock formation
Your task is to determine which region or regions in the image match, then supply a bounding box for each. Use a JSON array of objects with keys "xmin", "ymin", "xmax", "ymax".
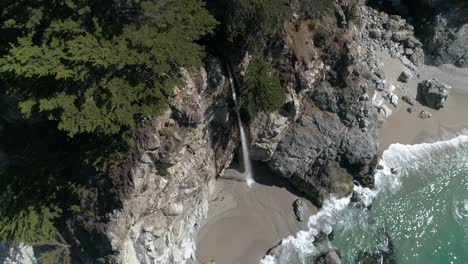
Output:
[
  {"xmin": 378, "ymin": 0, "xmax": 468, "ymax": 67},
  {"xmin": 357, "ymin": 232, "xmax": 396, "ymax": 264},
  {"xmin": 248, "ymin": 26, "xmax": 327, "ymax": 162},
  {"xmin": 315, "ymin": 251, "xmax": 342, "ymax": 264},
  {"xmin": 417, "ymin": 79, "xmax": 451, "ymax": 109},
  {"xmin": 65, "ymin": 55, "xmax": 237, "ymax": 264},
  {"xmin": 293, "ymin": 198, "xmax": 307, "ymax": 221},
  {"xmin": 267, "ymin": 11, "xmax": 380, "ymax": 205},
  {"xmin": 420, "ymin": 10, "xmax": 468, "ymax": 67},
  {"xmin": 362, "ymin": 7, "xmax": 424, "ymax": 70}
]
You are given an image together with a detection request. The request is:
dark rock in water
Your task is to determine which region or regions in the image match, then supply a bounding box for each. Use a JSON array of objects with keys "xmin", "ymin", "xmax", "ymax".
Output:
[
  {"xmin": 417, "ymin": 79, "xmax": 450, "ymax": 109},
  {"xmin": 390, "ymin": 168, "xmax": 398, "ymax": 174},
  {"xmin": 314, "ymin": 230, "xmax": 334, "ymax": 243},
  {"xmin": 407, "ymin": 106, "xmax": 415, "ymax": 114},
  {"xmin": 401, "ymin": 95, "xmax": 415, "ymax": 106},
  {"xmin": 293, "ymin": 198, "xmax": 307, "ymax": 221},
  {"xmin": 357, "ymin": 232, "xmax": 396, "ymax": 264},
  {"xmin": 316, "ymin": 250, "xmax": 342, "ymax": 264},
  {"xmin": 419, "ymin": 110, "xmax": 433, "ymax": 119},
  {"xmin": 377, "ymin": 164, "xmax": 384, "ymax": 170},
  {"xmin": 398, "ymin": 69, "xmax": 412, "ymax": 83},
  {"xmin": 351, "ymin": 190, "xmax": 372, "ymax": 210}
]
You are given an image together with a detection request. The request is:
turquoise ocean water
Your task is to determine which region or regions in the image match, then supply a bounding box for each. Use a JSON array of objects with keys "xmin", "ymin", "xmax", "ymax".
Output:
[{"xmin": 262, "ymin": 135, "xmax": 468, "ymax": 264}]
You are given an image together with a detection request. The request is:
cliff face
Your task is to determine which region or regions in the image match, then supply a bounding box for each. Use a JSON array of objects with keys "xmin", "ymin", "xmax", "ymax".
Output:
[
  {"xmin": 104, "ymin": 56, "xmax": 236, "ymax": 264},
  {"xmin": 379, "ymin": 0, "xmax": 468, "ymax": 67},
  {"xmin": 65, "ymin": 55, "xmax": 237, "ymax": 264},
  {"xmin": 254, "ymin": 1, "xmax": 382, "ymax": 206},
  {"xmin": 66, "ymin": 2, "xmax": 387, "ymax": 263}
]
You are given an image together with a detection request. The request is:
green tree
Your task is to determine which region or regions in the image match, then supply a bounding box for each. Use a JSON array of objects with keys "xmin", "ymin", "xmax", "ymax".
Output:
[
  {"xmin": 0, "ymin": 0, "xmax": 217, "ymax": 138},
  {"xmin": 213, "ymin": 0, "xmax": 288, "ymax": 50},
  {"xmin": 239, "ymin": 57, "xmax": 285, "ymax": 117},
  {"xmin": 0, "ymin": 1, "xmax": 217, "ymax": 262}
]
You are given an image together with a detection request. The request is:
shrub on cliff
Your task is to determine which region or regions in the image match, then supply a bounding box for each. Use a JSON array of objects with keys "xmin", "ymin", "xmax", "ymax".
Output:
[
  {"xmin": 239, "ymin": 57, "xmax": 285, "ymax": 117},
  {"xmin": 213, "ymin": 0, "xmax": 288, "ymax": 49}
]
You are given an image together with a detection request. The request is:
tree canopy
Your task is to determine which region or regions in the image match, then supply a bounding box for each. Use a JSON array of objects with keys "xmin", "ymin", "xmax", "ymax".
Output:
[
  {"xmin": 0, "ymin": 1, "xmax": 217, "ymax": 262},
  {"xmin": 0, "ymin": 0, "xmax": 217, "ymax": 137},
  {"xmin": 212, "ymin": 0, "xmax": 288, "ymax": 50},
  {"xmin": 239, "ymin": 57, "xmax": 285, "ymax": 117}
]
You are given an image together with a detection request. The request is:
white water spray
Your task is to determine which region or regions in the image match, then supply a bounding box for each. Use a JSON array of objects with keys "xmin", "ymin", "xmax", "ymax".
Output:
[{"xmin": 226, "ymin": 64, "xmax": 254, "ymax": 187}]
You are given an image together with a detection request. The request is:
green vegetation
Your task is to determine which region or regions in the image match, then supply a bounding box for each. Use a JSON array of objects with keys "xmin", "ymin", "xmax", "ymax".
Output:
[
  {"xmin": 239, "ymin": 57, "xmax": 285, "ymax": 117},
  {"xmin": 0, "ymin": 0, "xmax": 216, "ymax": 262},
  {"xmin": 213, "ymin": 0, "xmax": 288, "ymax": 50},
  {"xmin": 0, "ymin": 0, "xmax": 217, "ymax": 138},
  {"xmin": 0, "ymin": 118, "xmax": 89, "ymax": 263},
  {"xmin": 161, "ymin": 128, "xmax": 174, "ymax": 138}
]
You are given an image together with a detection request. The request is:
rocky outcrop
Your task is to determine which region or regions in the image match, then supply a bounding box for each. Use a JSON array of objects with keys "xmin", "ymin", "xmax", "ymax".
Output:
[
  {"xmin": 417, "ymin": 79, "xmax": 451, "ymax": 109},
  {"xmin": 66, "ymin": 55, "xmax": 237, "ymax": 264},
  {"xmin": 248, "ymin": 33, "xmax": 327, "ymax": 161},
  {"xmin": 419, "ymin": 9, "xmax": 468, "ymax": 67},
  {"xmin": 357, "ymin": 232, "xmax": 396, "ymax": 264},
  {"xmin": 268, "ymin": 104, "xmax": 377, "ymax": 205},
  {"xmin": 267, "ymin": 13, "xmax": 380, "ymax": 205},
  {"xmin": 292, "ymin": 198, "xmax": 307, "ymax": 221},
  {"xmin": 315, "ymin": 251, "xmax": 342, "ymax": 264},
  {"xmin": 377, "ymin": 0, "xmax": 468, "ymax": 67},
  {"xmin": 362, "ymin": 7, "xmax": 425, "ymax": 70}
]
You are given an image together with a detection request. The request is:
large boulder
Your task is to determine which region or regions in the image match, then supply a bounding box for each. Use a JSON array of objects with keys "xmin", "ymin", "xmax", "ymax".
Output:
[
  {"xmin": 417, "ymin": 79, "xmax": 451, "ymax": 109},
  {"xmin": 293, "ymin": 198, "xmax": 307, "ymax": 221},
  {"xmin": 267, "ymin": 105, "xmax": 377, "ymax": 206},
  {"xmin": 398, "ymin": 68, "xmax": 412, "ymax": 83},
  {"xmin": 315, "ymin": 251, "xmax": 342, "ymax": 264}
]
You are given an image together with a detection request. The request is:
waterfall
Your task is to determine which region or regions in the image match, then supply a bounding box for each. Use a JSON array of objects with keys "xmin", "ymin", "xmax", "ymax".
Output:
[{"xmin": 226, "ymin": 64, "xmax": 254, "ymax": 187}]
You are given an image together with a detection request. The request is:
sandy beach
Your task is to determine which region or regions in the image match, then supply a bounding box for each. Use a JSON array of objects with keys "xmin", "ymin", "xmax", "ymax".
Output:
[
  {"xmin": 196, "ymin": 162, "xmax": 316, "ymax": 264},
  {"xmin": 196, "ymin": 51, "xmax": 468, "ymax": 264},
  {"xmin": 377, "ymin": 51, "xmax": 468, "ymax": 150}
]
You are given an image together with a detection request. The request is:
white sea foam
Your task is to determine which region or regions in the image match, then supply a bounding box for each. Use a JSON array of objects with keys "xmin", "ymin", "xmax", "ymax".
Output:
[
  {"xmin": 261, "ymin": 135, "xmax": 468, "ymax": 264},
  {"xmin": 260, "ymin": 196, "xmax": 351, "ymax": 264}
]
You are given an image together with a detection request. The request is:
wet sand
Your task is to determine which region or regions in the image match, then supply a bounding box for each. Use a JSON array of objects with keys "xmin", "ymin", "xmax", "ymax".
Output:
[{"xmin": 196, "ymin": 162, "xmax": 316, "ymax": 264}]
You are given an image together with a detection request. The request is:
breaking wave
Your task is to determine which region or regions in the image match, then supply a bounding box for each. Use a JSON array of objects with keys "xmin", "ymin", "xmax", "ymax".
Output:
[{"xmin": 261, "ymin": 135, "xmax": 468, "ymax": 264}]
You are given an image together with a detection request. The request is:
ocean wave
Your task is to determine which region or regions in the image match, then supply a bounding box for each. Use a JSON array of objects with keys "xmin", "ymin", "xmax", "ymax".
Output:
[{"xmin": 260, "ymin": 135, "xmax": 468, "ymax": 264}]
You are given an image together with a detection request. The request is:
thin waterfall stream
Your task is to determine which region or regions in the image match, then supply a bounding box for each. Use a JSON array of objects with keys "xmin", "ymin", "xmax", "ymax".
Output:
[{"xmin": 226, "ymin": 64, "xmax": 254, "ymax": 187}]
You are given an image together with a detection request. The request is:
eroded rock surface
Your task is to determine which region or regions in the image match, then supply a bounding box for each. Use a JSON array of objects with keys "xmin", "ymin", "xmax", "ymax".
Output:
[
  {"xmin": 417, "ymin": 79, "xmax": 450, "ymax": 109},
  {"xmin": 66, "ymin": 55, "xmax": 237, "ymax": 264}
]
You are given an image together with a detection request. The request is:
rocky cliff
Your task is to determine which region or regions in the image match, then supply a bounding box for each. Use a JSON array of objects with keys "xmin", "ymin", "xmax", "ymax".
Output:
[
  {"xmin": 378, "ymin": 0, "xmax": 468, "ymax": 67},
  {"xmin": 62, "ymin": 1, "xmax": 419, "ymax": 263},
  {"xmin": 65, "ymin": 55, "xmax": 238, "ymax": 264}
]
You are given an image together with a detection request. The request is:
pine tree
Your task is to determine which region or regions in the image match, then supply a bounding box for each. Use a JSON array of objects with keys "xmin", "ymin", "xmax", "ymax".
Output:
[{"xmin": 0, "ymin": 0, "xmax": 217, "ymax": 137}]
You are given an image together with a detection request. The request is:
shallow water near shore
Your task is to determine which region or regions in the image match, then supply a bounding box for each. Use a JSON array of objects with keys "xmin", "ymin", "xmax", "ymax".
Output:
[
  {"xmin": 262, "ymin": 135, "xmax": 468, "ymax": 264},
  {"xmin": 334, "ymin": 135, "xmax": 468, "ymax": 263}
]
